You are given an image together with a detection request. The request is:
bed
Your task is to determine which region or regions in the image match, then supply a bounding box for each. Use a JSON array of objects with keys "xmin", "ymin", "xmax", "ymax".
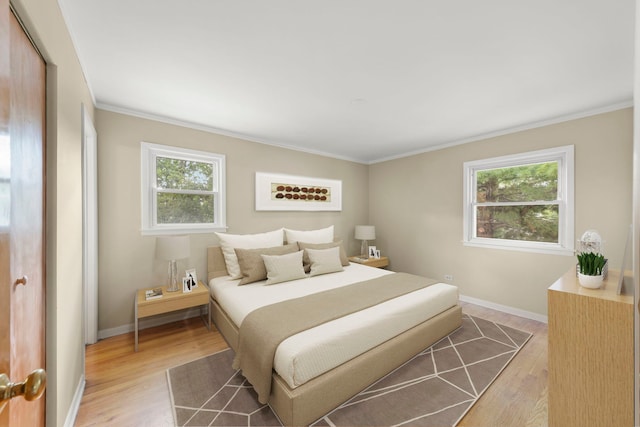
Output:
[{"xmin": 207, "ymin": 240, "xmax": 462, "ymax": 426}]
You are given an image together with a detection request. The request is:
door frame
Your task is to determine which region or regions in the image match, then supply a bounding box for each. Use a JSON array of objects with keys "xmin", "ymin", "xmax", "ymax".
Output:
[{"xmin": 82, "ymin": 104, "xmax": 98, "ymax": 345}]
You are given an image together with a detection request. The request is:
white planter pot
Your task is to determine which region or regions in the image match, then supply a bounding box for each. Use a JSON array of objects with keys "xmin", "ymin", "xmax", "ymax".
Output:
[{"xmin": 578, "ymin": 273, "xmax": 604, "ymax": 289}]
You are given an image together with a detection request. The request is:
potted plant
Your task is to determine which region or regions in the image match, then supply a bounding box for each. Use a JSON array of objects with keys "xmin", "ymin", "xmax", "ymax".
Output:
[{"xmin": 576, "ymin": 252, "xmax": 606, "ymax": 288}]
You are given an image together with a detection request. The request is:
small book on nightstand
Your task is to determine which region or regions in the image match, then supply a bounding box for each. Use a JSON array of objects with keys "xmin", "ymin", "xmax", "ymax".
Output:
[{"xmin": 145, "ymin": 287, "xmax": 163, "ymax": 300}]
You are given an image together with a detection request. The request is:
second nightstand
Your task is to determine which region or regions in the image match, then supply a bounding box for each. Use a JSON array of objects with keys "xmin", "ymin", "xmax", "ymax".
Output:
[
  {"xmin": 348, "ymin": 256, "xmax": 389, "ymax": 269},
  {"xmin": 134, "ymin": 281, "xmax": 210, "ymax": 351}
]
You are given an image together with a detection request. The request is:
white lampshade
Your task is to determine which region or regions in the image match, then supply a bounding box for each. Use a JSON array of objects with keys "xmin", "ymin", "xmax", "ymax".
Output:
[
  {"xmin": 156, "ymin": 235, "xmax": 190, "ymax": 261},
  {"xmin": 354, "ymin": 225, "xmax": 376, "ymax": 241}
]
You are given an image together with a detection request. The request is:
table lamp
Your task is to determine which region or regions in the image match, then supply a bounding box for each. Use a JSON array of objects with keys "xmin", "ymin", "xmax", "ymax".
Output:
[
  {"xmin": 355, "ymin": 225, "xmax": 376, "ymax": 259},
  {"xmin": 156, "ymin": 235, "xmax": 190, "ymax": 292}
]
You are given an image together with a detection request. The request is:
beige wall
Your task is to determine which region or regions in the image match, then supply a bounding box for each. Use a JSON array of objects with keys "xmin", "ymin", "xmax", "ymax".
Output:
[
  {"xmin": 11, "ymin": 0, "xmax": 95, "ymax": 425},
  {"xmin": 370, "ymin": 108, "xmax": 633, "ymax": 317},
  {"xmin": 95, "ymin": 109, "xmax": 369, "ymax": 332}
]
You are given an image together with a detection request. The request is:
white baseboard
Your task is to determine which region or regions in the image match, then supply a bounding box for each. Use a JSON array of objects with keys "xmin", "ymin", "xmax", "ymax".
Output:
[
  {"xmin": 97, "ymin": 307, "xmax": 206, "ymax": 340},
  {"xmin": 459, "ymin": 294, "xmax": 548, "ymax": 324},
  {"xmin": 63, "ymin": 374, "xmax": 85, "ymax": 427}
]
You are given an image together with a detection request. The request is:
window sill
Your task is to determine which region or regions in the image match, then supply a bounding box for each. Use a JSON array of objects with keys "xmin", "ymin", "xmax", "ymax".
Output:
[{"xmin": 463, "ymin": 240, "xmax": 574, "ymax": 256}]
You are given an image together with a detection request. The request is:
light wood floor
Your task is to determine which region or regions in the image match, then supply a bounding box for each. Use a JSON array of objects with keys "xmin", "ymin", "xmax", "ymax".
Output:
[
  {"xmin": 75, "ymin": 302, "xmax": 548, "ymax": 427},
  {"xmin": 457, "ymin": 302, "xmax": 548, "ymax": 427}
]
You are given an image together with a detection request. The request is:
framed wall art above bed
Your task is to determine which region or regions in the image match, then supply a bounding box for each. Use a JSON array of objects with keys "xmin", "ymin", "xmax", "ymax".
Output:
[{"xmin": 255, "ymin": 172, "xmax": 342, "ymax": 211}]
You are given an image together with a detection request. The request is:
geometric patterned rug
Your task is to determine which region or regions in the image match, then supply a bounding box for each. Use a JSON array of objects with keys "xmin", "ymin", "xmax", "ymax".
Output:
[{"xmin": 167, "ymin": 314, "xmax": 531, "ymax": 426}]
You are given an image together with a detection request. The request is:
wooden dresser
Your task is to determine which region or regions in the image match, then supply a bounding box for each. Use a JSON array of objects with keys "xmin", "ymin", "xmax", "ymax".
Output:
[{"xmin": 548, "ymin": 268, "xmax": 633, "ymax": 427}]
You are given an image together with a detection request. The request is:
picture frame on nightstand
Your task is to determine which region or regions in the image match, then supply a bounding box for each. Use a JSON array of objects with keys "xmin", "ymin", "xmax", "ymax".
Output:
[
  {"xmin": 185, "ymin": 268, "xmax": 198, "ymax": 288},
  {"xmin": 369, "ymin": 246, "xmax": 380, "ymax": 259},
  {"xmin": 182, "ymin": 277, "xmax": 193, "ymax": 293}
]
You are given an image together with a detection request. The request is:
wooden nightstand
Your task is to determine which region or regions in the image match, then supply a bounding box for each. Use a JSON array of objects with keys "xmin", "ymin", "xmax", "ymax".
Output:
[
  {"xmin": 134, "ymin": 281, "xmax": 210, "ymax": 351},
  {"xmin": 348, "ymin": 256, "xmax": 389, "ymax": 269}
]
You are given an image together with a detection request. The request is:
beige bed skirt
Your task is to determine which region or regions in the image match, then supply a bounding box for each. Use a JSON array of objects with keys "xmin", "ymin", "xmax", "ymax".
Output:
[{"xmin": 210, "ymin": 296, "xmax": 462, "ymax": 426}]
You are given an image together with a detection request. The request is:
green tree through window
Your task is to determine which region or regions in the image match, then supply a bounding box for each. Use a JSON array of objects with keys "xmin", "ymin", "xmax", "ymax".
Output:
[
  {"xmin": 475, "ymin": 162, "xmax": 558, "ymax": 243},
  {"xmin": 156, "ymin": 157, "xmax": 215, "ymax": 224}
]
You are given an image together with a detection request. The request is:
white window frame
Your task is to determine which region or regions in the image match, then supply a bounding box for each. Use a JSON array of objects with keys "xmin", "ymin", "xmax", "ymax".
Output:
[
  {"xmin": 463, "ymin": 145, "xmax": 574, "ymax": 255},
  {"xmin": 141, "ymin": 142, "xmax": 226, "ymax": 235}
]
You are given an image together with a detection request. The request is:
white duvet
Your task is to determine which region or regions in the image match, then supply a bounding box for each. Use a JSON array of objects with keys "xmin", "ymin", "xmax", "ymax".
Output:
[{"xmin": 210, "ymin": 263, "xmax": 458, "ymax": 389}]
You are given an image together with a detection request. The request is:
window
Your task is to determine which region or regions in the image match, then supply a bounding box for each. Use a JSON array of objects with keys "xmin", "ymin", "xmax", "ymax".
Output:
[
  {"xmin": 141, "ymin": 142, "xmax": 226, "ymax": 235},
  {"xmin": 463, "ymin": 145, "xmax": 574, "ymax": 255}
]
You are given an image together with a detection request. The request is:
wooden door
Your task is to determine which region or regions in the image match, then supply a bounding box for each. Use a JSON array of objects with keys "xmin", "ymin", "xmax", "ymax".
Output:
[{"xmin": 0, "ymin": 3, "xmax": 47, "ymax": 426}]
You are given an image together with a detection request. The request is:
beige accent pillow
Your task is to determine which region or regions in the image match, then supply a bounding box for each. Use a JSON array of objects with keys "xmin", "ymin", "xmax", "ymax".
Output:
[
  {"xmin": 297, "ymin": 240, "xmax": 349, "ymax": 273},
  {"xmin": 284, "ymin": 225, "xmax": 334, "ymax": 244},
  {"xmin": 215, "ymin": 229, "xmax": 284, "ymax": 279},
  {"xmin": 235, "ymin": 244, "xmax": 299, "ymax": 285},
  {"xmin": 306, "ymin": 246, "xmax": 344, "ymax": 277},
  {"xmin": 261, "ymin": 250, "xmax": 306, "ymax": 285}
]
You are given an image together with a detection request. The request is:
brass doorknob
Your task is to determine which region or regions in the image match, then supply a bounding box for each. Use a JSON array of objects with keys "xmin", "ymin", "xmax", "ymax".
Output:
[
  {"xmin": 0, "ymin": 369, "xmax": 46, "ymax": 403},
  {"xmin": 15, "ymin": 276, "xmax": 28, "ymax": 286}
]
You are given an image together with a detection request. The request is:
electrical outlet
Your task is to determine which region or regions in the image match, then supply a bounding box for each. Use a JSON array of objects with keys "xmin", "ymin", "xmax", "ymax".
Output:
[{"xmin": 444, "ymin": 274, "xmax": 453, "ymax": 281}]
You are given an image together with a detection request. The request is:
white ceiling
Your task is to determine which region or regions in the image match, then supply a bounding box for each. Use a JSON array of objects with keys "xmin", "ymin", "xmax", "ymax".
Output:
[{"xmin": 58, "ymin": 0, "xmax": 635, "ymax": 164}]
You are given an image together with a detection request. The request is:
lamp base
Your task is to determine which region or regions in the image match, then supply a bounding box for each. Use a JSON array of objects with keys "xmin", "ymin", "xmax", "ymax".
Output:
[
  {"xmin": 360, "ymin": 240, "xmax": 369, "ymax": 259},
  {"xmin": 167, "ymin": 260, "xmax": 180, "ymax": 292}
]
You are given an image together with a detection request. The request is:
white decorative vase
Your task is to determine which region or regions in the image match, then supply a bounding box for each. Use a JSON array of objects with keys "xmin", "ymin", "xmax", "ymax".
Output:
[{"xmin": 578, "ymin": 273, "xmax": 603, "ymax": 289}]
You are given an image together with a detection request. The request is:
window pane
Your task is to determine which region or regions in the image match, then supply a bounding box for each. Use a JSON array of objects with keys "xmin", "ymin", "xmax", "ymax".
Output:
[
  {"xmin": 476, "ymin": 162, "xmax": 558, "ymax": 203},
  {"xmin": 157, "ymin": 193, "xmax": 214, "ymax": 224},
  {"xmin": 156, "ymin": 157, "xmax": 213, "ymax": 191},
  {"xmin": 476, "ymin": 205, "xmax": 558, "ymax": 243}
]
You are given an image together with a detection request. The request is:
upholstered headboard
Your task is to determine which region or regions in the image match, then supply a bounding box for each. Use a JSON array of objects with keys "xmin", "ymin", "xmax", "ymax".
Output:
[{"xmin": 207, "ymin": 246, "xmax": 229, "ymax": 282}]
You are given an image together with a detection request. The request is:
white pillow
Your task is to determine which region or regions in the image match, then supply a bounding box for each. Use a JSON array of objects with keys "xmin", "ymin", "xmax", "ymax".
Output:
[
  {"xmin": 215, "ymin": 229, "xmax": 284, "ymax": 279},
  {"xmin": 284, "ymin": 225, "xmax": 334, "ymax": 244},
  {"xmin": 261, "ymin": 250, "xmax": 306, "ymax": 285},
  {"xmin": 306, "ymin": 246, "xmax": 344, "ymax": 277}
]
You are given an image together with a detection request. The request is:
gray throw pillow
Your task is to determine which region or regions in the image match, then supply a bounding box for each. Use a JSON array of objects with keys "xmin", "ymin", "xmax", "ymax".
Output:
[
  {"xmin": 297, "ymin": 240, "xmax": 349, "ymax": 273},
  {"xmin": 235, "ymin": 243, "xmax": 298, "ymax": 285}
]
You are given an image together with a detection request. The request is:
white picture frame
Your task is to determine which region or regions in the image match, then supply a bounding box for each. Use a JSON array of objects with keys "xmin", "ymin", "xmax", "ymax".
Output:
[
  {"xmin": 369, "ymin": 246, "xmax": 378, "ymax": 258},
  {"xmin": 185, "ymin": 268, "xmax": 198, "ymax": 288},
  {"xmin": 255, "ymin": 172, "xmax": 342, "ymax": 211},
  {"xmin": 182, "ymin": 277, "xmax": 193, "ymax": 293}
]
